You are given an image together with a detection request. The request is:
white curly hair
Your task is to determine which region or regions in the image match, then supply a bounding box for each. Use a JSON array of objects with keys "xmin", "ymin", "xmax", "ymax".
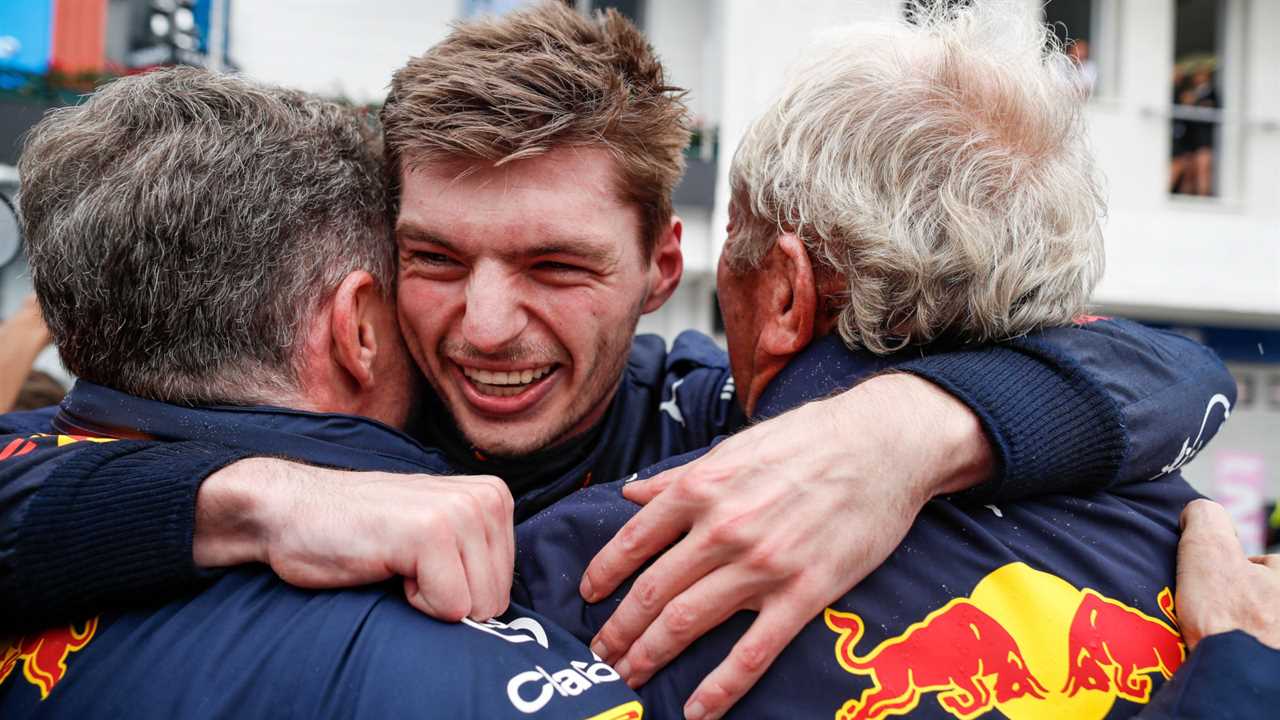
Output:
[{"xmin": 724, "ymin": 0, "xmax": 1106, "ymax": 354}]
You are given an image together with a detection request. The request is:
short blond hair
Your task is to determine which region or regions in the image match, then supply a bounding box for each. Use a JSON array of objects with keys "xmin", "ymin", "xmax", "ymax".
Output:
[
  {"xmin": 381, "ymin": 0, "xmax": 689, "ymax": 253},
  {"xmin": 726, "ymin": 1, "xmax": 1105, "ymax": 354}
]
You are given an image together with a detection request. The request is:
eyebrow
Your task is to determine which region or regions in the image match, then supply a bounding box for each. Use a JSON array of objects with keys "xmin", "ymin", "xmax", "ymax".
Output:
[
  {"xmin": 522, "ymin": 240, "xmax": 615, "ymax": 266},
  {"xmin": 397, "ymin": 222, "xmax": 616, "ymax": 266},
  {"xmin": 395, "ymin": 222, "xmax": 450, "ymax": 250}
]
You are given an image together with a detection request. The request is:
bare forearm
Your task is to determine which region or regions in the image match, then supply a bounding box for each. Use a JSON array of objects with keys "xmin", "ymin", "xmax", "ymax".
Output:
[
  {"xmin": 192, "ymin": 458, "xmax": 282, "ymax": 568},
  {"xmin": 0, "ymin": 305, "xmax": 51, "ymax": 412},
  {"xmin": 191, "ymin": 458, "xmax": 516, "ymax": 620},
  {"xmin": 825, "ymin": 372, "xmax": 995, "ymax": 498}
]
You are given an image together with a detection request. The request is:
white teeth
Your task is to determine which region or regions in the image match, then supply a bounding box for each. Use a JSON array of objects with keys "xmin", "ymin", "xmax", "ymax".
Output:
[{"xmin": 461, "ymin": 364, "xmax": 554, "ymax": 394}]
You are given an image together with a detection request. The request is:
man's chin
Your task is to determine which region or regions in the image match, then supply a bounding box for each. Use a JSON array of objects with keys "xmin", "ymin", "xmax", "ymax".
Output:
[{"xmin": 460, "ymin": 426, "xmax": 558, "ymax": 460}]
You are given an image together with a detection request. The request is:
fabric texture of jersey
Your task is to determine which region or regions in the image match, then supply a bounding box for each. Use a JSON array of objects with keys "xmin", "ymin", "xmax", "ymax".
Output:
[
  {"xmin": 513, "ymin": 333, "xmax": 1275, "ymax": 720},
  {"xmin": 0, "ymin": 385, "xmax": 644, "ymax": 719}
]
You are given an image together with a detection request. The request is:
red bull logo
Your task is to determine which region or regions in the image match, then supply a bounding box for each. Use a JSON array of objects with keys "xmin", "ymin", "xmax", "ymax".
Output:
[
  {"xmin": 826, "ymin": 600, "xmax": 1046, "ymax": 720},
  {"xmin": 0, "ymin": 617, "xmax": 99, "ymax": 699},
  {"xmin": 0, "ymin": 434, "xmax": 116, "ymax": 462},
  {"xmin": 824, "ymin": 563, "xmax": 1185, "ymax": 720},
  {"xmin": 1061, "ymin": 588, "xmax": 1182, "ymax": 702}
]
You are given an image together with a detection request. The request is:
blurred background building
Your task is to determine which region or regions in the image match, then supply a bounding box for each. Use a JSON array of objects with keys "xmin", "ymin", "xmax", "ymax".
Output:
[{"xmin": 1, "ymin": 0, "xmax": 1277, "ymax": 546}]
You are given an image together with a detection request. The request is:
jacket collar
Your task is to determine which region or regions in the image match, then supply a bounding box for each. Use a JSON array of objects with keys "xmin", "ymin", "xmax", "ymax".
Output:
[
  {"xmin": 53, "ymin": 380, "xmax": 453, "ymax": 474},
  {"xmin": 753, "ymin": 334, "xmax": 904, "ymax": 420}
]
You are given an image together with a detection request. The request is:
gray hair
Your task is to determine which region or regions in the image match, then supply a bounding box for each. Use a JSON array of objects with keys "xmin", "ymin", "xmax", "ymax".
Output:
[
  {"xmin": 18, "ymin": 67, "xmax": 392, "ymax": 405},
  {"xmin": 725, "ymin": 0, "xmax": 1105, "ymax": 354}
]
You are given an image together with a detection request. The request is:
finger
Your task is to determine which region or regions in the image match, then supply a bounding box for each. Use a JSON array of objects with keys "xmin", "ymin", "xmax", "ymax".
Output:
[
  {"xmin": 1249, "ymin": 554, "xmax": 1280, "ymax": 572},
  {"xmin": 497, "ymin": 510, "xmax": 515, "ymax": 616},
  {"xmin": 409, "ymin": 538, "xmax": 471, "ymax": 621},
  {"xmin": 682, "ymin": 601, "xmax": 812, "ymax": 720},
  {"xmin": 457, "ymin": 504, "xmax": 503, "ymax": 621},
  {"xmin": 612, "ymin": 566, "xmax": 761, "ymax": 688},
  {"xmin": 581, "ymin": 493, "xmax": 692, "ymax": 604},
  {"xmin": 476, "ymin": 482, "xmax": 515, "ymax": 618},
  {"xmin": 1178, "ymin": 500, "xmax": 1246, "ymax": 576},
  {"xmin": 623, "ymin": 465, "xmax": 683, "ymax": 505},
  {"xmin": 592, "ymin": 528, "xmax": 733, "ymax": 666}
]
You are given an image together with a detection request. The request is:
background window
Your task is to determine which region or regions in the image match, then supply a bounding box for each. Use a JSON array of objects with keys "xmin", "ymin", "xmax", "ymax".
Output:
[
  {"xmin": 1169, "ymin": 0, "xmax": 1225, "ymax": 197},
  {"xmin": 1044, "ymin": 0, "xmax": 1098, "ymax": 95}
]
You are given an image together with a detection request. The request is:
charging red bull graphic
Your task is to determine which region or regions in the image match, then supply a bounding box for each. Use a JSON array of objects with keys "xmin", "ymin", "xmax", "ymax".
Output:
[
  {"xmin": 826, "ymin": 600, "xmax": 1047, "ymax": 720},
  {"xmin": 0, "ymin": 617, "xmax": 99, "ymax": 699},
  {"xmin": 824, "ymin": 563, "xmax": 1186, "ymax": 720},
  {"xmin": 1061, "ymin": 588, "xmax": 1183, "ymax": 702}
]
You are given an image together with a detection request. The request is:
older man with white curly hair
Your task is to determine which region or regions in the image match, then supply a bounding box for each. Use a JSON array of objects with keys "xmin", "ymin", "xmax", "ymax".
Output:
[{"xmin": 513, "ymin": 3, "xmax": 1280, "ymax": 719}]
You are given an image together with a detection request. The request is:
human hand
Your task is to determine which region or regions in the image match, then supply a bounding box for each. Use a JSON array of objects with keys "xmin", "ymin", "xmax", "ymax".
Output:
[
  {"xmin": 580, "ymin": 373, "xmax": 993, "ymax": 719},
  {"xmin": 194, "ymin": 458, "xmax": 515, "ymax": 621},
  {"xmin": 1176, "ymin": 499, "xmax": 1280, "ymax": 650}
]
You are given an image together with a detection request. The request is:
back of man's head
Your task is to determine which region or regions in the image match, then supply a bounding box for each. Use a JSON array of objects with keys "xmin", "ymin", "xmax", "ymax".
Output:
[
  {"xmin": 19, "ymin": 67, "xmax": 392, "ymax": 406},
  {"xmin": 380, "ymin": 0, "xmax": 689, "ymax": 253},
  {"xmin": 726, "ymin": 0, "xmax": 1105, "ymax": 354}
]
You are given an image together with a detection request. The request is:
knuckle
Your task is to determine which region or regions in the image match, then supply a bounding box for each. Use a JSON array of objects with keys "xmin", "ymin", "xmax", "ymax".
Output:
[
  {"xmin": 671, "ymin": 477, "xmax": 708, "ymax": 503},
  {"xmin": 481, "ymin": 486, "xmax": 507, "ymax": 515},
  {"xmin": 628, "ymin": 641, "xmax": 657, "ymax": 674},
  {"xmin": 698, "ymin": 677, "xmax": 735, "ymax": 706},
  {"xmin": 631, "ymin": 576, "xmax": 663, "ymax": 613},
  {"xmin": 416, "ymin": 511, "xmax": 447, "ymax": 541},
  {"xmin": 615, "ymin": 522, "xmax": 646, "ymax": 557},
  {"xmin": 734, "ymin": 640, "xmax": 772, "ymax": 675},
  {"xmin": 428, "ymin": 594, "xmax": 469, "ymax": 622},
  {"xmin": 663, "ymin": 599, "xmax": 700, "ymax": 637},
  {"xmin": 745, "ymin": 547, "xmax": 780, "ymax": 575},
  {"xmin": 707, "ymin": 518, "xmax": 750, "ymax": 549}
]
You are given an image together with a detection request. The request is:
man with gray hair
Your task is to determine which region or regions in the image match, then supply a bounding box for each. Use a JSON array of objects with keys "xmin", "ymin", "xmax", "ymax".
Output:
[
  {"xmin": 0, "ymin": 67, "xmax": 642, "ymax": 718},
  {"xmin": 515, "ymin": 3, "xmax": 1278, "ymax": 719}
]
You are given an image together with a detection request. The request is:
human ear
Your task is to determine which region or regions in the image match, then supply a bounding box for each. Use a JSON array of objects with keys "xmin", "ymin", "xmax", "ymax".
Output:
[
  {"xmin": 758, "ymin": 233, "xmax": 817, "ymax": 356},
  {"xmin": 641, "ymin": 216, "xmax": 684, "ymax": 314},
  {"xmin": 330, "ymin": 271, "xmax": 383, "ymax": 389}
]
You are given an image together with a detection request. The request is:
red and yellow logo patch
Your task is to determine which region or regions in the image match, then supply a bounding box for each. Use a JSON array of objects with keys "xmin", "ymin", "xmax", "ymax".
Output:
[
  {"xmin": 1, "ymin": 617, "xmax": 100, "ymax": 699},
  {"xmin": 825, "ymin": 563, "xmax": 1183, "ymax": 720},
  {"xmin": 0, "ymin": 434, "xmax": 116, "ymax": 462}
]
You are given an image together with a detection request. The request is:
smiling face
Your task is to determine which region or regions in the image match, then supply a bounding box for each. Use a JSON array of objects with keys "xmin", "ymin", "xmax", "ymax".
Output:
[{"xmin": 396, "ymin": 147, "xmax": 677, "ymax": 457}]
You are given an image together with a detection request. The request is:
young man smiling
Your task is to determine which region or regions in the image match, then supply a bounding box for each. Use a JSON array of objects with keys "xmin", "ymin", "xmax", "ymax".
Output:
[
  {"xmin": 0, "ymin": 0, "xmax": 1235, "ymax": 675},
  {"xmin": 393, "ymin": 147, "xmax": 678, "ymax": 460}
]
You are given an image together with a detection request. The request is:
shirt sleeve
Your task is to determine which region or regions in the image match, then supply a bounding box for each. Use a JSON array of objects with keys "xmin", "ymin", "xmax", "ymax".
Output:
[
  {"xmin": 0, "ymin": 437, "xmax": 251, "ymax": 634},
  {"xmin": 1136, "ymin": 631, "xmax": 1280, "ymax": 719},
  {"xmin": 893, "ymin": 318, "xmax": 1234, "ymax": 502}
]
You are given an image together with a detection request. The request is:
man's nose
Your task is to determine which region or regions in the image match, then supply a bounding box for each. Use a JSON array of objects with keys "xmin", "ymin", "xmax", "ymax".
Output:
[{"xmin": 461, "ymin": 264, "xmax": 529, "ymax": 353}]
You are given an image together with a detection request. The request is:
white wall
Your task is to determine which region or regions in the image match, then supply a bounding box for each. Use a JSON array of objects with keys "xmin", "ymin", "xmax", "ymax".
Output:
[
  {"xmin": 231, "ymin": 0, "xmax": 458, "ymax": 101},
  {"xmin": 645, "ymin": 0, "xmax": 714, "ymax": 122},
  {"xmin": 1084, "ymin": 0, "xmax": 1280, "ymax": 323}
]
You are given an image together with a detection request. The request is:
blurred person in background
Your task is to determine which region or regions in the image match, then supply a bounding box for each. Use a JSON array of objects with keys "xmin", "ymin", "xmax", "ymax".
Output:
[
  {"xmin": 1173, "ymin": 59, "xmax": 1219, "ymax": 196},
  {"xmin": 1067, "ymin": 37, "xmax": 1096, "ymax": 95},
  {"xmin": 1169, "ymin": 62, "xmax": 1192, "ymax": 192},
  {"xmin": 0, "ymin": 294, "xmax": 54, "ymax": 413}
]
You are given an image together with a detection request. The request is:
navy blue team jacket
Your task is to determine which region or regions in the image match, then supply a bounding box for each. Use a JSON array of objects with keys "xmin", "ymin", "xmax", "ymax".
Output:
[
  {"xmin": 513, "ymin": 333, "xmax": 1279, "ymax": 720},
  {"xmin": 0, "ymin": 321, "xmax": 1239, "ymax": 634},
  {"xmin": 0, "ymin": 388, "xmax": 644, "ymax": 719}
]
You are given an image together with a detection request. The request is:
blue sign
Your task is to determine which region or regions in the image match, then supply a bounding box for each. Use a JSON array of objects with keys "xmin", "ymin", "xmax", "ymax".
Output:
[
  {"xmin": 0, "ymin": 1, "xmax": 54, "ymax": 75},
  {"xmin": 192, "ymin": 0, "xmax": 231, "ymax": 56}
]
